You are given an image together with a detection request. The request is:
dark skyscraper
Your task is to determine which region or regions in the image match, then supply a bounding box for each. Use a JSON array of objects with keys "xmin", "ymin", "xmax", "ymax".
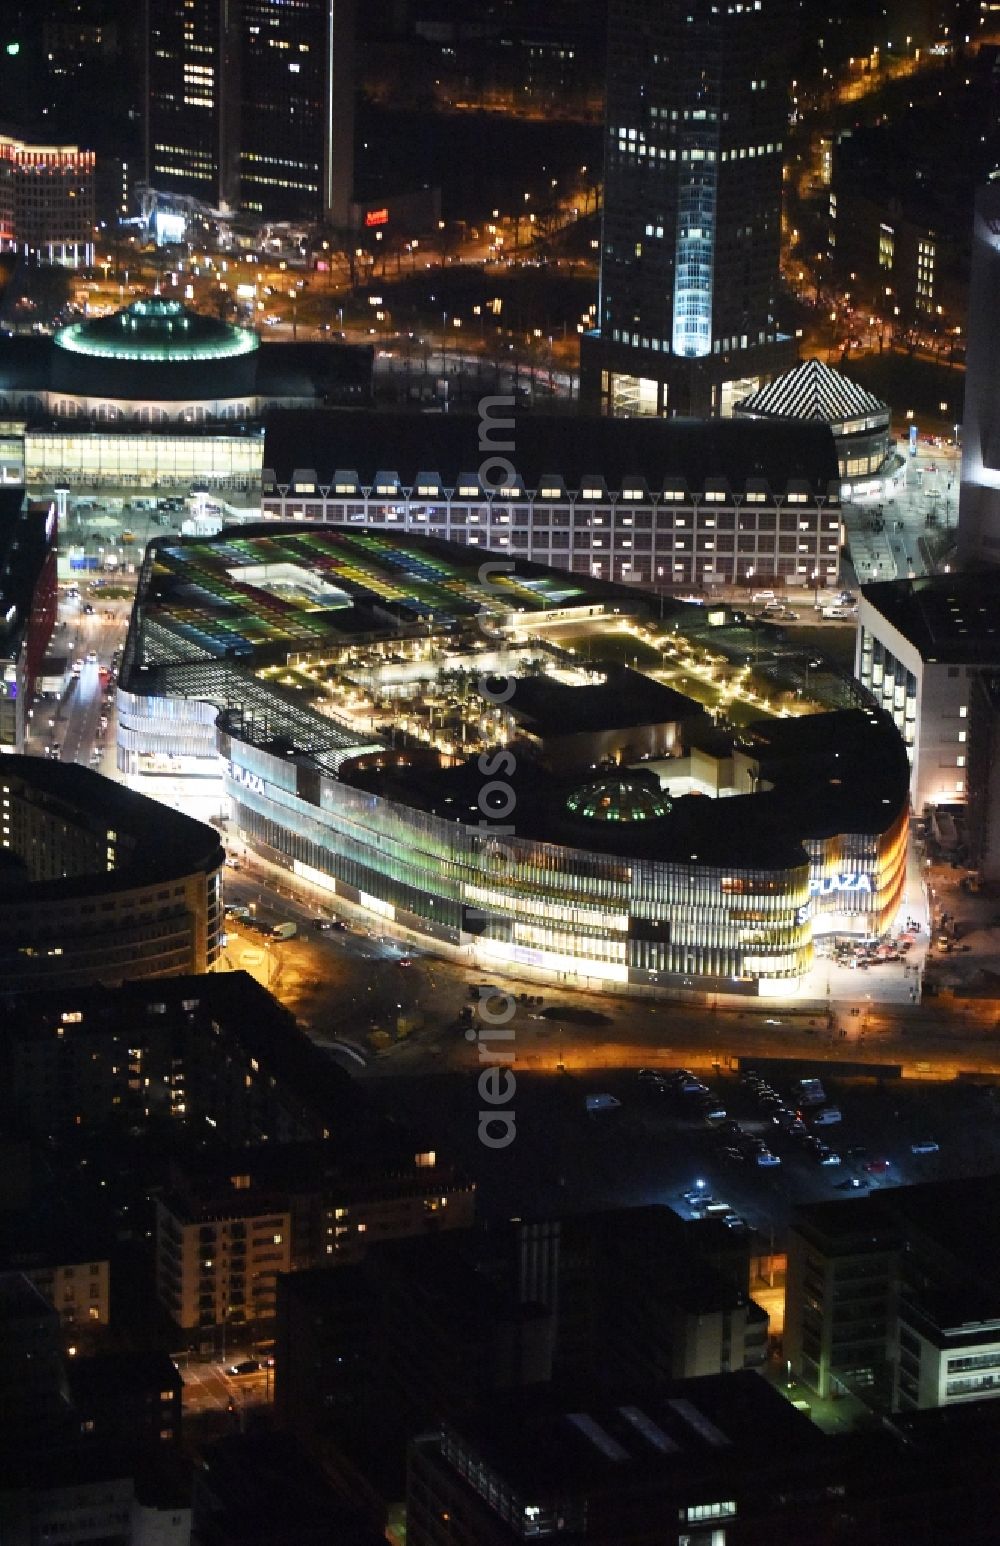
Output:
[
  {"xmin": 240, "ymin": 0, "xmax": 355, "ymax": 225},
  {"xmin": 144, "ymin": 0, "xmax": 354, "ymax": 223},
  {"xmin": 144, "ymin": 0, "xmax": 241, "ymax": 209},
  {"xmin": 581, "ymin": 0, "xmax": 796, "ymax": 418}
]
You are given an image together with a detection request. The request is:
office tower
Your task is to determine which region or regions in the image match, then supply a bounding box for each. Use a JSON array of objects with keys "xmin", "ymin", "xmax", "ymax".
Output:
[
  {"xmin": 144, "ymin": 0, "xmax": 354, "ymax": 224},
  {"xmin": 144, "ymin": 0, "xmax": 241, "ymax": 209},
  {"xmin": 959, "ymin": 181, "xmax": 1000, "ymax": 567},
  {"xmin": 581, "ymin": 0, "xmax": 796, "ymax": 419},
  {"xmin": 240, "ymin": 0, "xmax": 355, "ymax": 226}
]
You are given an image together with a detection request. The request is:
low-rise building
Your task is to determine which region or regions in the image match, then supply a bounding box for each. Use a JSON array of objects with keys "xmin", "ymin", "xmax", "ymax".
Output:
[
  {"xmin": 855, "ymin": 572, "xmax": 1000, "ymax": 813},
  {"xmin": 261, "ymin": 407, "xmax": 843, "ymax": 592},
  {"xmin": 406, "ymin": 1374, "xmax": 832, "ymax": 1546},
  {"xmin": 735, "ymin": 358, "xmax": 896, "ymax": 502},
  {"xmin": 155, "ymin": 1139, "xmax": 475, "ymax": 1334}
]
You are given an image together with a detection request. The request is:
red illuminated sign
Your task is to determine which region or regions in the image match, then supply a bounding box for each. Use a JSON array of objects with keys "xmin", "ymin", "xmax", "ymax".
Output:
[{"xmin": 364, "ymin": 207, "xmax": 389, "ymax": 228}]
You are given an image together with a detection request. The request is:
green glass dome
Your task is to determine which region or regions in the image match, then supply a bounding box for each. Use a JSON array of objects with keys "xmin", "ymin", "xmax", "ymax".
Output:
[
  {"xmin": 54, "ymin": 297, "xmax": 258, "ymax": 363},
  {"xmin": 566, "ymin": 776, "xmax": 671, "ymax": 824}
]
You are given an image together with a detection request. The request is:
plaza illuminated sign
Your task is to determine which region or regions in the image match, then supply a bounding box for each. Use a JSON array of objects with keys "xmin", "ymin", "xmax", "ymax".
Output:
[
  {"xmin": 809, "ymin": 873, "xmax": 873, "ymax": 896},
  {"xmin": 228, "ymin": 762, "xmax": 266, "ymax": 796},
  {"xmin": 364, "ymin": 207, "xmax": 389, "ymax": 228}
]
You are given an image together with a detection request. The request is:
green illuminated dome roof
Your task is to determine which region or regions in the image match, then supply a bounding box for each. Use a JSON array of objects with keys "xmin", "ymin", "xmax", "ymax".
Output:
[
  {"xmin": 54, "ymin": 297, "xmax": 258, "ymax": 363},
  {"xmin": 565, "ymin": 775, "xmax": 671, "ymax": 824}
]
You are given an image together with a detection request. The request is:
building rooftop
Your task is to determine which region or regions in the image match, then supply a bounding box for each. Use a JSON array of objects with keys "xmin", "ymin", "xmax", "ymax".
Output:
[
  {"xmin": 130, "ymin": 525, "xmax": 627, "ymax": 666},
  {"xmin": 255, "ymin": 340, "xmax": 373, "ymax": 402},
  {"xmin": 794, "ymin": 1176, "xmax": 1000, "ymax": 1278},
  {"xmin": 736, "ymin": 357, "xmax": 888, "ymax": 430},
  {"xmin": 431, "ymin": 1372, "xmax": 824, "ymax": 1495},
  {"xmin": 54, "ymin": 298, "xmax": 258, "ymax": 365},
  {"xmin": 196, "ymin": 1431, "xmax": 387, "ymax": 1546},
  {"xmin": 0, "ymin": 1269, "xmax": 55, "ymax": 1323},
  {"xmin": 509, "ymin": 663, "xmax": 704, "ymax": 737},
  {"xmin": 352, "ymin": 705, "xmax": 908, "ymax": 868},
  {"xmin": 860, "ymin": 573, "xmax": 1000, "ymax": 665},
  {"xmin": 262, "ymin": 406, "xmax": 842, "ymax": 494}
]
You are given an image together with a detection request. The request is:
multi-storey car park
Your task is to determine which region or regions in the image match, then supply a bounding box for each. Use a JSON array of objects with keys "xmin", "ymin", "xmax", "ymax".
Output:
[{"xmin": 117, "ymin": 525, "xmax": 909, "ymax": 997}]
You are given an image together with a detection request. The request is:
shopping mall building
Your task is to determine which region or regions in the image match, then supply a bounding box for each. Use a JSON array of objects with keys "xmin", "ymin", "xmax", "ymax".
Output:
[{"xmin": 117, "ymin": 526, "xmax": 908, "ymax": 996}]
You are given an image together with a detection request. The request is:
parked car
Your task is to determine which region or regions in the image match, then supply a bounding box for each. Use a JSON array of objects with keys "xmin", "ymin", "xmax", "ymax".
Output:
[
  {"xmin": 911, "ymin": 1139, "xmax": 940, "ymax": 1155},
  {"xmin": 792, "ymin": 1077, "xmax": 827, "ymax": 1106},
  {"xmin": 585, "ymin": 1093, "xmax": 621, "ymax": 1114},
  {"xmin": 810, "ymin": 1106, "xmax": 843, "ymax": 1127}
]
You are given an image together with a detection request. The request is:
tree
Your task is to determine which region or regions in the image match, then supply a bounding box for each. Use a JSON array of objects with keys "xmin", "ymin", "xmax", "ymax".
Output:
[{"xmin": 11, "ymin": 261, "xmax": 71, "ymax": 323}]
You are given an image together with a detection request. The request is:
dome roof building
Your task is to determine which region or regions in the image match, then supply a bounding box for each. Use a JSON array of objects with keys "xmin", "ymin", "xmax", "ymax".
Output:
[
  {"xmin": 565, "ymin": 775, "xmax": 671, "ymax": 824},
  {"xmin": 0, "ymin": 294, "xmax": 373, "ymax": 426},
  {"xmin": 51, "ymin": 297, "xmax": 260, "ymax": 409}
]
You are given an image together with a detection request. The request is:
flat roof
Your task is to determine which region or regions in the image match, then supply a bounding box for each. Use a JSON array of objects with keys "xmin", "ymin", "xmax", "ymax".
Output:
[
  {"xmin": 509, "ymin": 664, "xmax": 704, "ymax": 734},
  {"xmin": 352, "ymin": 705, "xmax": 908, "ymax": 868},
  {"xmin": 432, "ymin": 1372, "xmax": 824, "ymax": 1494},
  {"xmin": 860, "ymin": 573, "xmax": 1000, "ymax": 665},
  {"xmin": 262, "ymin": 406, "xmax": 842, "ymax": 493}
]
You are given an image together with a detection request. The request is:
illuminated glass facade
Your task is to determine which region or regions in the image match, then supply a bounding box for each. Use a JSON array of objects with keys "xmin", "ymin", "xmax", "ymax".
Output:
[
  {"xmin": 22, "ymin": 427, "xmax": 262, "ymax": 489},
  {"xmin": 219, "ymin": 728, "xmax": 813, "ymax": 992}
]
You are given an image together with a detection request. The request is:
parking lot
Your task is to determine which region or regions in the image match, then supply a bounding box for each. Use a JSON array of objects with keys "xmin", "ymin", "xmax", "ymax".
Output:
[{"xmin": 368, "ymin": 1060, "xmax": 1000, "ymax": 1244}]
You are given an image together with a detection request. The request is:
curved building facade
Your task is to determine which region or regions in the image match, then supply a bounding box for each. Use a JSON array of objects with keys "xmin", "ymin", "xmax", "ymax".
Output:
[
  {"xmin": 0, "ymin": 757, "xmax": 224, "ymax": 990},
  {"xmin": 52, "ymin": 297, "xmax": 260, "ymax": 409},
  {"xmin": 736, "ymin": 359, "xmax": 896, "ymax": 501},
  {"xmin": 216, "ymin": 714, "xmax": 907, "ymax": 996},
  {"xmin": 218, "ymin": 729, "xmax": 813, "ymax": 992}
]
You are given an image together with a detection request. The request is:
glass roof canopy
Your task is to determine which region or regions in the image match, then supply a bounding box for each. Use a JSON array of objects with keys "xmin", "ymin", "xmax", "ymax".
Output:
[{"xmin": 140, "ymin": 528, "xmax": 595, "ymax": 657}]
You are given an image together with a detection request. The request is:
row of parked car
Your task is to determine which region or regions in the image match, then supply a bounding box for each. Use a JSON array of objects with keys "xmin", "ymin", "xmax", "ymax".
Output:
[
  {"xmin": 638, "ymin": 1067, "xmax": 726, "ymax": 1122},
  {"xmin": 739, "ymin": 1069, "xmax": 843, "ymax": 1166}
]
